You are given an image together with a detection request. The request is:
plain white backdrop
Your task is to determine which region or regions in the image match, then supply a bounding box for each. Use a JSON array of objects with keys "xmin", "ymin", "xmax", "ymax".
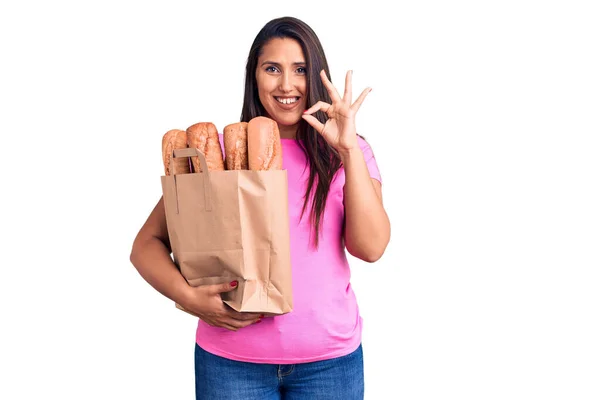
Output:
[{"xmin": 1, "ymin": 0, "xmax": 599, "ymax": 399}]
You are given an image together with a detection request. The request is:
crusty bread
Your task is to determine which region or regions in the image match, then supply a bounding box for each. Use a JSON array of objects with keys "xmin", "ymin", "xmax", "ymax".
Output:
[
  {"xmin": 247, "ymin": 116, "xmax": 282, "ymax": 170},
  {"xmin": 162, "ymin": 129, "xmax": 190, "ymax": 175},
  {"xmin": 223, "ymin": 122, "xmax": 249, "ymax": 170},
  {"xmin": 186, "ymin": 122, "xmax": 225, "ymax": 172}
]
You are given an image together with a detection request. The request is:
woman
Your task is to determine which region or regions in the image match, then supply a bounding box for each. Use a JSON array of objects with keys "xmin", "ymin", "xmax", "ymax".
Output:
[{"xmin": 130, "ymin": 16, "xmax": 390, "ymax": 399}]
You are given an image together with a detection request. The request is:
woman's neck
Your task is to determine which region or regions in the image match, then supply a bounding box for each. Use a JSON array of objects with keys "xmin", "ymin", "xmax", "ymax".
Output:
[{"xmin": 278, "ymin": 124, "xmax": 298, "ymax": 140}]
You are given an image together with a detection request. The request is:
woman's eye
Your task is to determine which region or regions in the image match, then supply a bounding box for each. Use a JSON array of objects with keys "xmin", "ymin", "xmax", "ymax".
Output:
[
  {"xmin": 297, "ymin": 67, "xmax": 306, "ymax": 74},
  {"xmin": 266, "ymin": 66, "xmax": 278, "ymax": 73}
]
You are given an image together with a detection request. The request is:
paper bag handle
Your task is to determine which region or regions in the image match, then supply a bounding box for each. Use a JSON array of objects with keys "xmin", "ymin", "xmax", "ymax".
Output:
[
  {"xmin": 170, "ymin": 148, "xmax": 212, "ymax": 212},
  {"xmin": 170, "ymin": 148, "xmax": 210, "ymax": 176}
]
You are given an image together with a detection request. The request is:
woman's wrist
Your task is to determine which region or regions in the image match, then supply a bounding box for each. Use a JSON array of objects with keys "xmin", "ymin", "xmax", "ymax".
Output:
[
  {"xmin": 338, "ymin": 145, "xmax": 362, "ymax": 165},
  {"xmin": 170, "ymin": 276, "xmax": 195, "ymax": 309}
]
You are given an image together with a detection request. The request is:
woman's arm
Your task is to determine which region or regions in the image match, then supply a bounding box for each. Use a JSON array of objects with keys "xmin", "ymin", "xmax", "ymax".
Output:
[
  {"xmin": 301, "ymin": 69, "xmax": 391, "ymax": 261},
  {"xmin": 340, "ymin": 147, "xmax": 390, "ymax": 262},
  {"xmin": 129, "ymin": 197, "xmax": 262, "ymax": 330},
  {"xmin": 129, "ymin": 197, "xmax": 194, "ymax": 305}
]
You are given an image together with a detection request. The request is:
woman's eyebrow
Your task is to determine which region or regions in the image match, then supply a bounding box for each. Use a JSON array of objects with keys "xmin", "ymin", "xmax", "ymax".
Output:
[{"xmin": 260, "ymin": 61, "xmax": 307, "ymax": 67}]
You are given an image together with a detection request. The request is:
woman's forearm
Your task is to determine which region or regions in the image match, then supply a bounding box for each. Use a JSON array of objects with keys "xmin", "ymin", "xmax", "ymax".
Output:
[
  {"xmin": 130, "ymin": 237, "xmax": 192, "ymax": 306},
  {"xmin": 340, "ymin": 146, "xmax": 391, "ymax": 262}
]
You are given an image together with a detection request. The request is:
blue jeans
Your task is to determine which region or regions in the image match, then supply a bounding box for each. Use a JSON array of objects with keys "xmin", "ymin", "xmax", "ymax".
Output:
[{"xmin": 194, "ymin": 343, "xmax": 364, "ymax": 399}]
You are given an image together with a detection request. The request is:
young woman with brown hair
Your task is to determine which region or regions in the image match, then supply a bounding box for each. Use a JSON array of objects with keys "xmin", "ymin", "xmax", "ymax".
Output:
[{"xmin": 130, "ymin": 16, "xmax": 390, "ymax": 399}]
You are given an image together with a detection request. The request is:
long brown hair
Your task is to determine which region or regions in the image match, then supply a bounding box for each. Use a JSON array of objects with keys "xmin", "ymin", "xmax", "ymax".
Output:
[{"xmin": 241, "ymin": 16, "xmax": 341, "ymax": 248}]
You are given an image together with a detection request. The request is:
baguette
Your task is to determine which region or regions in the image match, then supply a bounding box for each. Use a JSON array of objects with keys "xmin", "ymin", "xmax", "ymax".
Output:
[
  {"xmin": 161, "ymin": 129, "xmax": 190, "ymax": 175},
  {"xmin": 223, "ymin": 122, "xmax": 249, "ymax": 170},
  {"xmin": 186, "ymin": 122, "xmax": 225, "ymax": 172},
  {"xmin": 247, "ymin": 116, "xmax": 282, "ymax": 170}
]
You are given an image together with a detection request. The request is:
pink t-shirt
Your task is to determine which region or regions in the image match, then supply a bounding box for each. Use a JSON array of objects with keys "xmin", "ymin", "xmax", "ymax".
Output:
[{"xmin": 195, "ymin": 134, "xmax": 382, "ymax": 363}]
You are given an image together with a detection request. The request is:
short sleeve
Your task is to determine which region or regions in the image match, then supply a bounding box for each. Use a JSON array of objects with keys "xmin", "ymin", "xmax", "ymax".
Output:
[{"xmin": 357, "ymin": 136, "xmax": 382, "ymax": 184}]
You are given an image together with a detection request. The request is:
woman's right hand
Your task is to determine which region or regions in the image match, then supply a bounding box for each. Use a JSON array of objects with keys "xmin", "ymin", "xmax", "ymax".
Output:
[{"xmin": 182, "ymin": 280, "xmax": 263, "ymax": 331}]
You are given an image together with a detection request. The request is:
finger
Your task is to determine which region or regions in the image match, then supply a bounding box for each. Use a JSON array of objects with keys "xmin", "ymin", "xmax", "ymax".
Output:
[
  {"xmin": 234, "ymin": 318, "xmax": 263, "ymax": 329},
  {"xmin": 206, "ymin": 319, "xmax": 238, "ymax": 331},
  {"xmin": 304, "ymin": 100, "xmax": 330, "ymax": 116},
  {"xmin": 221, "ymin": 302, "xmax": 263, "ymax": 321},
  {"xmin": 213, "ymin": 280, "xmax": 239, "ymax": 294},
  {"xmin": 221, "ymin": 323, "xmax": 239, "ymax": 331},
  {"xmin": 301, "ymin": 114, "xmax": 325, "ymax": 134},
  {"xmin": 222, "ymin": 317, "xmax": 260, "ymax": 329},
  {"xmin": 343, "ymin": 70, "xmax": 352, "ymax": 104},
  {"xmin": 226, "ymin": 309, "xmax": 263, "ymax": 321},
  {"xmin": 351, "ymin": 87, "xmax": 372, "ymax": 112},
  {"xmin": 320, "ymin": 70, "xmax": 341, "ymax": 102}
]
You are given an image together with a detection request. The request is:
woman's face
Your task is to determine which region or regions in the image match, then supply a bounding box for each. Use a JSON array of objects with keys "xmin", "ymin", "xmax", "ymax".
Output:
[{"xmin": 255, "ymin": 38, "xmax": 307, "ymax": 138}]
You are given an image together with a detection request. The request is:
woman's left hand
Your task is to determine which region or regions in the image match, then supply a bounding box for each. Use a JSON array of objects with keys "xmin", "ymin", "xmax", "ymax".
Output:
[{"xmin": 302, "ymin": 69, "xmax": 371, "ymax": 153}]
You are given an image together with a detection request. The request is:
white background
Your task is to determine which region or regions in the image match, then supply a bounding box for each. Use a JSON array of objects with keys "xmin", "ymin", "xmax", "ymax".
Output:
[{"xmin": 1, "ymin": 0, "xmax": 599, "ymax": 399}]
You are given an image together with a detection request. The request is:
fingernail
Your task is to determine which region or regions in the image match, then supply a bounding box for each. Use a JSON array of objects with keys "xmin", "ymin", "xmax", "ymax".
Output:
[
  {"xmin": 303, "ymin": 110, "xmax": 308, "ymax": 113},
  {"xmin": 230, "ymin": 280, "xmax": 238, "ymax": 287}
]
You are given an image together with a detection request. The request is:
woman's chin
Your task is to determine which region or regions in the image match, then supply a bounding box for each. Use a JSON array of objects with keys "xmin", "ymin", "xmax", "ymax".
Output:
[{"xmin": 272, "ymin": 114, "xmax": 302, "ymax": 127}]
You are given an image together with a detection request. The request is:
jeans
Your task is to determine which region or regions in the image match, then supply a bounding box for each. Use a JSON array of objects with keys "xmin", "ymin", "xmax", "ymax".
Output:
[{"xmin": 194, "ymin": 343, "xmax": 364, "ymax": 400}]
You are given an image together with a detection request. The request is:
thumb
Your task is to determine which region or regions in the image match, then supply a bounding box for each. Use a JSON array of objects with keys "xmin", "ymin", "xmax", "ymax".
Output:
[{"xmin": 215, "ymin": 280, "xmax": 239, "ymax": 294}]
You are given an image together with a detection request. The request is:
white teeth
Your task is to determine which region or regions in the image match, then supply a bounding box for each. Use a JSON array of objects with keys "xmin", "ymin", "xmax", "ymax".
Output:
[{"xmin": 276, "ymin": 97, "xmax": 298, "ymax": 105}]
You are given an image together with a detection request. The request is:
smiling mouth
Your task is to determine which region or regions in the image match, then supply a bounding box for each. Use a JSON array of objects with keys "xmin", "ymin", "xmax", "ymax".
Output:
[{"xmin": 275, "ymin": 96, "xmax": 300, "ymax": 105}]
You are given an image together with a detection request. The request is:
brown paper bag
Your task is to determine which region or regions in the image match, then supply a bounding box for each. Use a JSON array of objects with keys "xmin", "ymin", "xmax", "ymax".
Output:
[{"xmin": 160, "ymin": 148, "xmax": 293, "ymax": 316}]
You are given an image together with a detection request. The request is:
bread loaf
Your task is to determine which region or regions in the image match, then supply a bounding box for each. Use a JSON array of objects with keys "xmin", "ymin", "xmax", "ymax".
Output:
[
  {"xmin": 186, "ymin": 122, "xmax": 225, "ymax": 172},
  {"xmin": 162, "ymin": 129, "xmax": 190, "ymax": 175},
  {"xmin": 247, "ymin": 116, "xmax": 282, "ymax": 170},
  {"xmin": 223, "ymin": 122, "xmax": 249, "ymax": 170}
]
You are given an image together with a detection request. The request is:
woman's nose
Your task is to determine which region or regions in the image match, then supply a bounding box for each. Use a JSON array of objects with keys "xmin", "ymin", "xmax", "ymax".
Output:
[{"xmin": 279, "ymin": 72, "xmax": 293, "ymax": 92}]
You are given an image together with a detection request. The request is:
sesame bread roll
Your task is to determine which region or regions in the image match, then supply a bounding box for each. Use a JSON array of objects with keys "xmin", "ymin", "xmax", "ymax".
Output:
[
  {"xmin": 247, "ymin": 116, "xmax": 282, "ymax": 170},
  {"xmin": 161, "ymin": 129, "xmax": 190, "ymax": 175},
  {"xmin": 223, "ymin": 122, "xmax": 249, "ymax": 170},
  {"xmin": 186, "ymin": 122, "xmax": 225, "ymax": 172}
]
